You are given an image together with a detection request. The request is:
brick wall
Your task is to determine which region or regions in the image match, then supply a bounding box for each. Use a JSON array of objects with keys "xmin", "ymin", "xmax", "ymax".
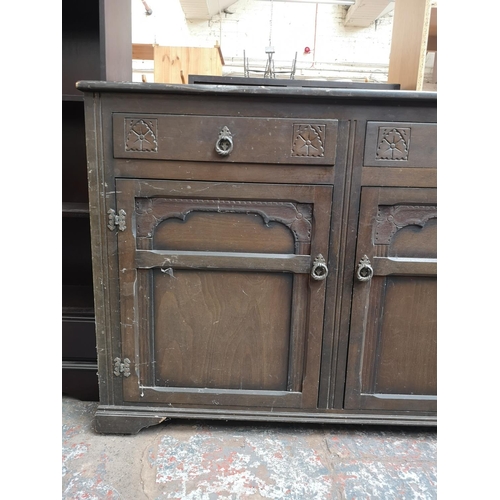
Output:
[{"xmin": 132, "ymin": 0, "xmax": 397, "ymax": 83}]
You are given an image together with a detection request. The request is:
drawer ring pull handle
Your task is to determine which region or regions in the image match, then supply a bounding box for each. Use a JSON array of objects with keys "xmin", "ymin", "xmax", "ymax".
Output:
[
  {"xmin": 215, "ymin": 126, "xmax": 234, "ymax": 156},
  {"xmin": 311, "ymin": 254, "xmax": 328, "ymax": 281},
  {"xmin": 356, "ymin": 255, "xmax": 373, "ymax": 282}
]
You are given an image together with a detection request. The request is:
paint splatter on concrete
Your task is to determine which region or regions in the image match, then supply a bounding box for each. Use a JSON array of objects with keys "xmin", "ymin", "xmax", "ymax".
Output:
[
  {"xmin": 152, "ymin": 428, "xmax": 334, "ymax": 499},
  {"xmin": 325, "ymin": 428, "xmax": 437, "ymax": 500},
  {"xmin": 324, "ymin": 428, "xmax": 437, "ymax": 461},
  {"xmin": 63, "ymin": 402, "xmax": 124, "ymax": 500},
  {"xmin": 62, "ymin": 449, "xmax": 123, "ymax": 500},
  {"xmin": 62, "ymin": 397, "xmax": 437, "ymax": 500},
  {"xmin": 334, "ymin": 460, "xmax": 437, "ymax": 499},
  {"xmin": 62, "ymin": 443, "xmax": 89, "ymax": 477}
]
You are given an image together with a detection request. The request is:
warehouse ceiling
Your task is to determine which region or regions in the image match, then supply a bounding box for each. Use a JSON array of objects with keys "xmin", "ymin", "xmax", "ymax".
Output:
[
  {"xmin": 178, "ymin": 0, "xmax": 394, "ymax": 24},
  {"xmin": 178, "ymin": 0, "xmax": 240, "ymax": 20},
  {"xmin": 344, "ymin": 0, "xmax": 394, "ymax": 27}
]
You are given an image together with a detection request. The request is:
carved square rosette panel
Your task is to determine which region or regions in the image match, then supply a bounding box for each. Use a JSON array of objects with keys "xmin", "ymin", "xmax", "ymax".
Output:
[
  {"xmin": 375, "ymin": 127, "xmax": 411, "ymax": 161},
  {"xmin": 125, "ymin": 118, "xmax": 158, "ymax": 152},
  {"xmin": 291, "ymin": 124, "xmax": 326, "ymax": 157}
]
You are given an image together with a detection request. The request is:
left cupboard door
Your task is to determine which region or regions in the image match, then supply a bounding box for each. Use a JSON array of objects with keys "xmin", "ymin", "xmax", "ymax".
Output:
[{"xmin": 113, "ymin": 179, "xmax": 332, "ymax": 411}]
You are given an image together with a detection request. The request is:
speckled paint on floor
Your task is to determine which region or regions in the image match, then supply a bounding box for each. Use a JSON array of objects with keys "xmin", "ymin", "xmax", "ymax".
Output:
[{"xmin": 62, "ymin": 396, "xmax": 437, "ymax": 499}]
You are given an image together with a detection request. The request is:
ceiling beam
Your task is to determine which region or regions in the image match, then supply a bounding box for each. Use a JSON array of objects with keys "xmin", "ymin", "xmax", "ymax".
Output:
[
  {"xmin": 256, "ymin": 0, "xmax": 355, "ymax": 3},
  {"xmin": 180, "ymin": 0, "xmax": 356, "ymax": 18},
  {"xmin": 344, "ymin": 0, "xmax": 394, "ymax": 27},
  {"xmin": 179, "ymin": 0, "xmax": 239, "ymax": 20}
]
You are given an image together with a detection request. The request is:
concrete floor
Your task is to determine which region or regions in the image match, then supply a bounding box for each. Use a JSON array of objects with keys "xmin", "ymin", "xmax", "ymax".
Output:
[{"xmin": 62, "ymin": 396, "xmax": 437, "ymax": 499}]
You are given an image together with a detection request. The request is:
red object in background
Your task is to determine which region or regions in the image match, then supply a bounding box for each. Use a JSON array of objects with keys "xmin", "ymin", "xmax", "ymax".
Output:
[{"xmin": 304, "ymin": 47, "xmax": 311, "ymax": 54}]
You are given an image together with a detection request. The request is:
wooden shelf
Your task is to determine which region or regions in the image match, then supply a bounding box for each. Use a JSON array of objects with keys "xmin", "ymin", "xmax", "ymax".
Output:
[
  {"xmin": 62, "ymin": 285, "xmax": 95, "ymax": 315},
  {"xmin": 63, "ymin": 94, "xmax": 84, "ymax": 102},
  {"xmin": 62, "ymin": 202, "xmax": 90, "ymax": 217}
]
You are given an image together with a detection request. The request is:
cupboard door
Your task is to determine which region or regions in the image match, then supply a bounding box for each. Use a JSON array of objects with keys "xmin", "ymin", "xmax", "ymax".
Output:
[
  {"xmin": 115, "ymin": 179, "xmax": 332, "ymax": 409},
  {"xmin": 344, "ymin": 187, "xmax": 437, "ymax": 412}
]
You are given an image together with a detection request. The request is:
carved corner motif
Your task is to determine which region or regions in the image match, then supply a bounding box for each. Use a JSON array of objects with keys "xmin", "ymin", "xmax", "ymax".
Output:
[
  {"xmin": 375, "ymin": 205, "xmax": 437, "ymax": 245},
  {"xmin": 292, "ymin": 124, "xmax": 325, "ymax": 157},
  {"xmin": 376, "ymin": 127, "xmax": 411, "ymax": 161},
  {"xmin": 125, "ymin": 119, "xmax": 158, "ymax": 152}
]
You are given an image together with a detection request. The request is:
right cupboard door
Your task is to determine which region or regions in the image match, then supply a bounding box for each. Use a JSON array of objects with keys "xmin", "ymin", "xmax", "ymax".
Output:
[{"xmin": 344, "ymin": 187, "xmax": 437, "ymax": 412}]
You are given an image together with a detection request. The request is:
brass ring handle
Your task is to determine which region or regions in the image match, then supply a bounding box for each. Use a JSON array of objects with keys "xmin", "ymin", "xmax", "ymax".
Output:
[
  {"xmin": 311, "ymin": 254, "xmax": 328, "ymax": 281},
  {"xmin": 215, "ymin": 126, "xmax": 234, "ymax": 156},
  {"xmin": 356, "ymin": 255, "xmax": 373, "ymax": 282}
]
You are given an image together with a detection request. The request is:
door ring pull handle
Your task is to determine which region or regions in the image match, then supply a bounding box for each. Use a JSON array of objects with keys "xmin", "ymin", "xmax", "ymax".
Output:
[
  {"xmin": 215, "ymin": 126, "xmax": 234, "ymax": 156},
  {"xmin": 311, "ymin": 254, "xmax": 328, "ymax": 281},
  {"xmin": 356, "ymin": 255, "xmax": 373, "ymax": 282}
]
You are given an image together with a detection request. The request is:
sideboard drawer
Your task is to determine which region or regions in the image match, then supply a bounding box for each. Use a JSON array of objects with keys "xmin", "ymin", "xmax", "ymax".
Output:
[
  {"xmin": 363, "ymin": 121, "xmax": 437, "ymax": 168},
  {"xmin": 112, "ymin": 114, "xmax": 338, "ymax": 165}
]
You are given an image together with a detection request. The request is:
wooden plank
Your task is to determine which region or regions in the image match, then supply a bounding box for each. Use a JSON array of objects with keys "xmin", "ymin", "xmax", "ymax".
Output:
[
  {"xmin": 215, "ymin": 42, "xmax": 225, "ymax": 65},
  {"xmin": 427, "ymin": 6, "xmax": 437, "ymax": 54},
  {"xmin": 132, "ymin": 43, "xmax": 155, "ymax": 60},
  {"xmin": 136, "ymin": 250, "xmax": 311, "ymax": 273},
  {"xmin": 387, "ymin": 0, "xmax": 431, "ymax": 90},
  {"xmin": 153, "ymin": 46, "xmax": 223, "ymax": 84}
]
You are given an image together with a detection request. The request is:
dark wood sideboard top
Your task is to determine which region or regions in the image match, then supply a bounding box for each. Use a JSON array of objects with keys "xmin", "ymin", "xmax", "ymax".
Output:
[{"xmin": 76, "ymin": 80, "xmax": 437, "ymax": 102}]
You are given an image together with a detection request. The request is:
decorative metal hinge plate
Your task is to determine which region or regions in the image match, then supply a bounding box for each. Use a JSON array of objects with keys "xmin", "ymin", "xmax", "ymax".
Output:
[
  {"xmin": 113, "ymin": 357, "xmax": 131, "ymax": 377},
  {"xmin": 107, "ymin": 209, "xmax": 127, "ymax": 231}
]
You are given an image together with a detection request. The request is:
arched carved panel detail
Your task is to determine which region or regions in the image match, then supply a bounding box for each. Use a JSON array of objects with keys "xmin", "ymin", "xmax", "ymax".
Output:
[
  {"xmin": 374, "ymin": 205, "xmax": 437, "ymax": 246},
  {"xmin": 135, "ymin": 198, "xmax": 313, "ymax": 253}
]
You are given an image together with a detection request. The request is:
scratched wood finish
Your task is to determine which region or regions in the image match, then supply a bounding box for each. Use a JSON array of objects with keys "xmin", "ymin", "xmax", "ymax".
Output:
[
  {"xmin": 112, "ymin": 114, "xmax": 338, "ymax": 166},
  {"xmin": 344, "ymin": 187, "xmax": 437, "ymax": 412},
  {"xmin": 77, "ymin": 82, "xmax": 437, "ymax": 433},
  {"xmin": 115, "ymin": 177, "xmax": 331, "ymax": 407},
  {"xmin": 153, "ymin": 270, "xmax": 293, "ymax": 391}
]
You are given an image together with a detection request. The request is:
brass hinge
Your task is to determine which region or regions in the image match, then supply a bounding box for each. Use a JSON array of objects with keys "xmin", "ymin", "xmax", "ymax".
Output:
[
  {"xmin": 113, "ymin": 357, "xmax": 131, "ymax": 377},
  {"xmin": 107, "ymin": 209, "xmax": 127, "ymax": 231}
]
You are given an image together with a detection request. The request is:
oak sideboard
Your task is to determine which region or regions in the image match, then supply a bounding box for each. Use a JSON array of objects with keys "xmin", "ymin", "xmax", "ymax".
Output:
[{"xmin": 76, "ymin": 81, "xmax": 437, "ymax": 434}]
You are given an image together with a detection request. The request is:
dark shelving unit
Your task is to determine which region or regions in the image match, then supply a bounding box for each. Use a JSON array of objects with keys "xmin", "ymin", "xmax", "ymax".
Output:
[{"xmin": 62, "ymin": 0, "xmax": 131, "ymax": 401}]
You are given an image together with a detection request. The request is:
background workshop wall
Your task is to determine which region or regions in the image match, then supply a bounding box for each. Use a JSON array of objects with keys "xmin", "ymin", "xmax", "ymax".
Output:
[{"xmin": 131, "ymin": 0, "xmax": 408, "ymax": 83}]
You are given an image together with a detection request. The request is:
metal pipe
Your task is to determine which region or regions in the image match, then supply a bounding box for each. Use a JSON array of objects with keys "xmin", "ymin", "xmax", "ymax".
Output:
[{"xmin": 141, "ymin": 0, "xmax": 152, "ymax": 15}]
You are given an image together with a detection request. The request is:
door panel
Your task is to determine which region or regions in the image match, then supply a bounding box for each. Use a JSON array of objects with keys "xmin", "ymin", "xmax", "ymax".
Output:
[
  {"xmin": 344, "ymin": 187, "xmax": 437, "ymax": 412},
  {"xmin": 368, "ymin": 275, "xmax": 437, "ymax": 395},
  {"xmin": 115, "ymin": 179, "xmax": 332, "ymax": 409},
  {"xmin": 153, "ymin": 269, "xmax": 292, "ymax": 391}
]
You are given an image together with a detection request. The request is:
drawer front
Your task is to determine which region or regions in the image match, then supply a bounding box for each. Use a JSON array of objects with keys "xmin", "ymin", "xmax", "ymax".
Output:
[
  {"xmin": 364, "ymin": 121, "xmax": 436, "ymax": 168},
  {"xmin": 112, "ymin": 114, "xmax": 338, "ymax": 165}
]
